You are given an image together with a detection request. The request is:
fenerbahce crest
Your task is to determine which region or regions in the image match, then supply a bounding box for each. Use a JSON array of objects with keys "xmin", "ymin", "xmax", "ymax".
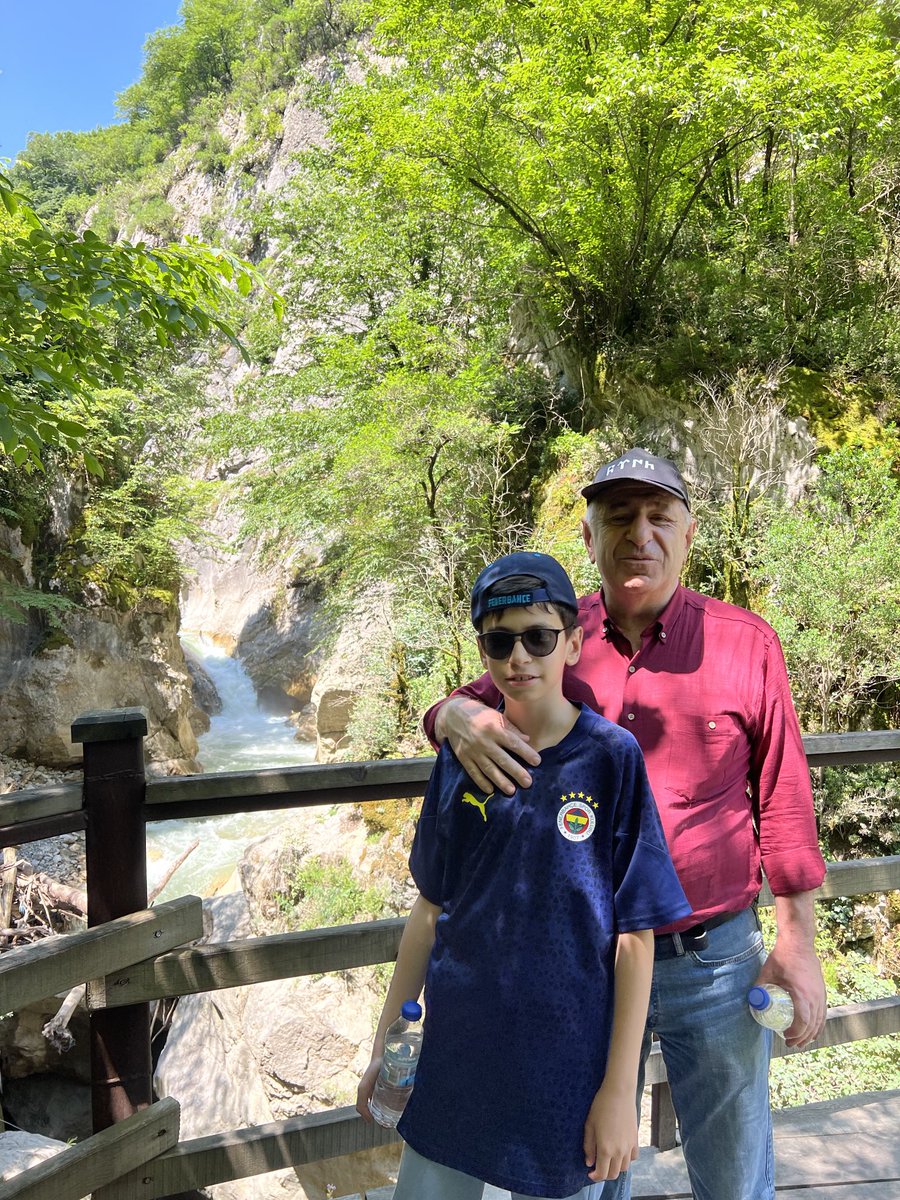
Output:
[{"xmin": 557, "ymin": 792, "xmax": 598, "ymax": 842}]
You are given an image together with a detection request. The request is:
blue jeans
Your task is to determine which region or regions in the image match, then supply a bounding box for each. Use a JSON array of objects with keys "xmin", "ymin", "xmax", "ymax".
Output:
[
  {"xmin": 393, "ymin": 1143, "xmax": 610, "ymax": 1200},
  {"xmin": 598, "ymin": 907, "xmax": 772, "ymax": 1200}
]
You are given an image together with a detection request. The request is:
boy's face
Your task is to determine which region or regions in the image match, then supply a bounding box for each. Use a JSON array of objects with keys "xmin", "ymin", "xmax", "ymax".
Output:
[{"xmin": 477, "ymin": 605, "xmax": 583, "ymax": 705}]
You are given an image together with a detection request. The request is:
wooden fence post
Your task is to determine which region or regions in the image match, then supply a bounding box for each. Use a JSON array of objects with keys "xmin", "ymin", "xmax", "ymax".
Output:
[{"xmin": 72, "ymin": 709, "xmax": 152, "ymax": 1133}]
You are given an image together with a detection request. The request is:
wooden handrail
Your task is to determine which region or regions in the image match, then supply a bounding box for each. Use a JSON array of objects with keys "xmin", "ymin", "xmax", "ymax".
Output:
[{"xmin": 2, "ymin": 728, "xmax": 900, "ymax": 841}]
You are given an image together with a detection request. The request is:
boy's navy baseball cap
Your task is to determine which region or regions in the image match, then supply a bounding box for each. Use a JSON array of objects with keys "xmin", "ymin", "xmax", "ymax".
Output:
[
  {"xmin": 471, "ymin": 552, "xmax": 578, "ymax": 627},
  {"xmin": 581, "ymin": 447, "xmax": 691, "ymax": 509}
]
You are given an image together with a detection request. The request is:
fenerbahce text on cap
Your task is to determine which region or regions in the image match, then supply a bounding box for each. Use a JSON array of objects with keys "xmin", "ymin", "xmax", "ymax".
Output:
[
  {"xmin": 470, "ymin": 551, "xmax": 578, "ymax": 627},
  {"xmin": 581, "ymin": 448, "xmax": 691, "ymax": 509}
]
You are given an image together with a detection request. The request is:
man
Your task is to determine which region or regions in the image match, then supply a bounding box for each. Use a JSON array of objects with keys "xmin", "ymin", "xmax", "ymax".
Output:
[{"xmin": 423, "ymin": 448, "xmax": 827, "ymax": 1200}]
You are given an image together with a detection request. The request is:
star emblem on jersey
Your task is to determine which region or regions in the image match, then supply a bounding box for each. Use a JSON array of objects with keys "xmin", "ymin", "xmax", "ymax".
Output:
[
  {"xmin": 461, "ymin": 789, "xmax": 493, "ymax": 822},
  {"xmin": 557, "ymin": 798, "xmax": 596, "ymax": 842}
]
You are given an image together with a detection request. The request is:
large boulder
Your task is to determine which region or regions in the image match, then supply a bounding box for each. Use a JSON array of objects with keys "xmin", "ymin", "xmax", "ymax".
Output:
[
  {"xmin": 0, "ymin": 600, "xmax": 200, "ymax": 772},
  {"xmin": 309, "ymin": 590, "xmax": 394, "ymax": 762},
  {"xmin": 0, "ymin": 1131, "xmax": 67, "ymax": 1181}
]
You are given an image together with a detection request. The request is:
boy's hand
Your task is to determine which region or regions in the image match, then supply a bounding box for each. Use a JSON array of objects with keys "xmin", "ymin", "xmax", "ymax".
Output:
[
  {"xmin": 356, "ymin": 1053, "xmax": 383, "ymax": 1123},
  {"xmin": 439, "ymin": 697, "xmax": 540, "ymax": 796},
  {"xmin": 583, "ymin": 1081, "xmax": 639, "ymax": 1182}
]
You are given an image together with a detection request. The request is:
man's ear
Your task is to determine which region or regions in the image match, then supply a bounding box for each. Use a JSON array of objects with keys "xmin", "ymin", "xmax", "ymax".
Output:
[
  {"xmin": 477, "ymin": 638, "xmax": 489, "ymax": 671},
  {"xmin": 581, "ymin": 516, "xmax": 597, "ymax": 564}
]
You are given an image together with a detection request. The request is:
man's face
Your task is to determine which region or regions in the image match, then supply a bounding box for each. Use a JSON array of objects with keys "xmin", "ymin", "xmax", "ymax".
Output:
[{"xmin": 581, "ymin": 483, "xmax": 695, "ymax": 613}]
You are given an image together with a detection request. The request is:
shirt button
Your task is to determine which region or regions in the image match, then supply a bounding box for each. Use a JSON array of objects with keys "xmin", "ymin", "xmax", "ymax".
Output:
[
  {"xmin": 659, "ymin": 631, "xmax": 667, "ymax": 640},
  {"xmin": 708, "ymin": 721, "xmax": 717, "ymax": 730},
  {"xmin": 627, "ymin": 713, "xmax": 635, "ymax": 721},
  {"xmin": 628, "ymin": 665, "xmax": 636, "ymax": 674}
]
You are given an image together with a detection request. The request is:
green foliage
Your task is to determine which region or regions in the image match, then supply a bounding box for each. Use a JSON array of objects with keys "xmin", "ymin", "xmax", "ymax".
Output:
[
  {"xmin": 61, "ymin": 474, "xmax": 203, "ymax": 608},
  {"xmin": 0, "ymin": 170, "xmax": 269, "ymax": 469},
  {"xmin": 753, "ymin": 440, "xmax": 900, "ymax": 732},
  {"xmin": 0, "ymin": 578, "xmax": 74, "ymax": 626},
  {"xmin": 814, "ymin": 764, "xmax": 900, "ymax": 860},
  {"xmin": 274, "ymin": 853, "xmax": 388, "ymax": 930},
  {"xmin": 207, "ymin": 142, "xmax": 554, "ymax": 724},
  {"xmin": 128, "ymin": 195, "xmax": 178, "ymax": 240},
  {"xmin": 338, "ymin": 0, "xmax": 897, "ymax": 395}
]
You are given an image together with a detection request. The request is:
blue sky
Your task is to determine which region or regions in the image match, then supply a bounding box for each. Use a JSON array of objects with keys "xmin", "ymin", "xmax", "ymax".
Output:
[{"xmin": 1, "ymin": 1, "xmax": 183, "ymax": 163}]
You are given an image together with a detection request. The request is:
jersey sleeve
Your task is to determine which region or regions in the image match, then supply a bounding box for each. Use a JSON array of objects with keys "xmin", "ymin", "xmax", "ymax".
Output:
[
  {"xmin": 408, "ymin": 748, "xmax": 452, "ymax": 905},
  {"xmin": 612, "ymin": 736, "xmax": 693, "ymax": 932}
]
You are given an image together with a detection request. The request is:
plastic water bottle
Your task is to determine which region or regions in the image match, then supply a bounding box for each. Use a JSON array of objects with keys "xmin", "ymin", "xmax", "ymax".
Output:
[
  {"xmin": 369, "ymin": 1000, "xmax": 423, "ymax": 1127},
  {"xmin": 748, "ymin": 984, "xmax": 794, "ymax": 1037}
]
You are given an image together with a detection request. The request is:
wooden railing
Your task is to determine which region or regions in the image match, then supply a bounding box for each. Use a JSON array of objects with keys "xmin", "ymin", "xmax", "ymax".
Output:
[{"xmin": 0, "ymin": 712, "xmax": 898, "ymax": 1198}]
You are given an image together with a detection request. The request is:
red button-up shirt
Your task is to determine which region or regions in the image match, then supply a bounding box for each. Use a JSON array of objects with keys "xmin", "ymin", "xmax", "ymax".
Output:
[{"xmin": 425, "ymin": 585, "xmax": 826, "ymax": 933}]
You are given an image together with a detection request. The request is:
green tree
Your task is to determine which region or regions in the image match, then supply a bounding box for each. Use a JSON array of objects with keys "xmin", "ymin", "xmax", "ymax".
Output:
[
  {"xmin": 335, "ymin": 0, "xmax": 896, "ymax": 400},
  {"xmin": 753, "ymin": 440, "xmax": 900, "ymax": 733},
  {"xmin": 0, "ymin": 171, "xmax": 271, "ymax": 470}
]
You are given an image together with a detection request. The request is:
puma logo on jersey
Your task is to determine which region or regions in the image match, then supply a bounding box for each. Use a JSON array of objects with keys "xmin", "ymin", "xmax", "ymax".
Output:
[{"xmin": 462, "ymin": 790, "xmax": 492, "ymax": 822}]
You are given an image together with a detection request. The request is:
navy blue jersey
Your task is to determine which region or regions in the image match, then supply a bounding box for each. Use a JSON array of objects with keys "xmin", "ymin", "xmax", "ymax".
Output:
[{"xmin": 398, "ymin": 705, "xmax": 691, "ymax": 1198}]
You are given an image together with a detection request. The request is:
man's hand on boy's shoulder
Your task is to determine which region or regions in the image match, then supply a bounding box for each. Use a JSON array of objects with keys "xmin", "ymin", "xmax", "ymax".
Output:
[{"xmin": 437, "ymin": 696, "xmax": 541, "ymax": 796}]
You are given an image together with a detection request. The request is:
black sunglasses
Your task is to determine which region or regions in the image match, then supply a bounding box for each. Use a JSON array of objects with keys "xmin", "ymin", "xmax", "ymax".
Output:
[{"xmin": 477, "ymin": 625, "xmax": 572, "ymax": 661}]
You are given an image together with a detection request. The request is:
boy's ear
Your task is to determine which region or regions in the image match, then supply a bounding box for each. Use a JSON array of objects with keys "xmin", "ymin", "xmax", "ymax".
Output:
[
  {"xmin": 477, "ymin": 636, "xmax": 489, "ymax": 671},
  {"xmin": 565, "ymin": 624, "xmax": 584, "ymax": 667}
]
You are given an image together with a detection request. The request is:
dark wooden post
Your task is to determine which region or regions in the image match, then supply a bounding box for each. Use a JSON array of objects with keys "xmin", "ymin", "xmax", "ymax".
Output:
[
  {"xmin": 650, "ymin": 1080, "xmax": 678, "ymax": 1150},
  {"xmin": 72, "ymin": 708, "xmax": 153, "ymax": 1132}
]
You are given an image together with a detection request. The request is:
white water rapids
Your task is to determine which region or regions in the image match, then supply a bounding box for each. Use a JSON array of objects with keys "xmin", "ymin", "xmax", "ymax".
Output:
[{"xmin": 145, "ymin": 633, "xmax": 316, "ymax": 903}]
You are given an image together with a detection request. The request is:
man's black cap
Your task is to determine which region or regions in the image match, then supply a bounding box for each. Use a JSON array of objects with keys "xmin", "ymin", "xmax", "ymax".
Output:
[{"xmin": 581, "ymin": 447, "xmax": 691, "ymax": 509}]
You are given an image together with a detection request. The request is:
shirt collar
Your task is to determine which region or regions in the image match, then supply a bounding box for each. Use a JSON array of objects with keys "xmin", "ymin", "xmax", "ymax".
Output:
[{"xmin": 598, "ymin": 583, "xmax": 686, "ymax": 643}]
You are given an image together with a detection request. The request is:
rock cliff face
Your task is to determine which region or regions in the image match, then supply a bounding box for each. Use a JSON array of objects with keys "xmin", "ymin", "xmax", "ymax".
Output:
[
  {"xmin": 0, "ymin": 599, "xmax": 200, "ymax": 772},
  {"xmin": 179, "ymin": 485, "xmax": 328, "ymax": 742}
]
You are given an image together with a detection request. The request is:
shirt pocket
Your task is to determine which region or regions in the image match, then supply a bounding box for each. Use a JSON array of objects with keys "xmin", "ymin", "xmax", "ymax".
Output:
[{"xmin": 663, "ymin": 712, "xmax": 748, "ymax": 804}]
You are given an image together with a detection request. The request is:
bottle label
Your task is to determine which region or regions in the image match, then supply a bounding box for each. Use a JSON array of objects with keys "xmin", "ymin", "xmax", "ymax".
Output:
[{"xmin": 382, "ymin": 1046, "xmax": 417, "ymax": 1088}]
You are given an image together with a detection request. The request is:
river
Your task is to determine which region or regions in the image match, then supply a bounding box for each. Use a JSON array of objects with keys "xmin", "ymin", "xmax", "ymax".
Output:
[{"xmin": 145, "ymin": 633, "xmax": 316, "ymax": 902}]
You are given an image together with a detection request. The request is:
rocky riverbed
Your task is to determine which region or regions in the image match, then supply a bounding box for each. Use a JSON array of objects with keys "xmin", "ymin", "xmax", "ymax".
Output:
[
  {"xmin": 0, "ymin": 753, "xmax": 85, "ymax": 888},
  {"xmin": 0, "ymin": 754, "xmax": 85, "ymax": 885}
]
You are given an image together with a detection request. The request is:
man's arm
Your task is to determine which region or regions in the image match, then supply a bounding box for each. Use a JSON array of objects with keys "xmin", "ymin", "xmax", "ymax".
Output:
[
  {"xmin": 754, "ymin": 890, "xmax": 826, "ymax": 1048},
  {"xmin": 356, "ymin": 893, "xmax": 441, "ymax": 1121},
  {"xmin": 749, "ymin": 635, "xmax": 827, "ymax": 1048},
  {"xmin": 584, "ymin": 929, "xmax": 654, "ymax": 1182},
  {"xmin": 432, "ymin": 695, "xmax": 541, "ymax": 795}
]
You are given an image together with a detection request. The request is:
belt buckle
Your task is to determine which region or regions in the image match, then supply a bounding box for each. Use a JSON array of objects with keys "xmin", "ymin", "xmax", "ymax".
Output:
[{"xmin": 682, "ymin": 923, "xmax": 708, "ymax": 950}]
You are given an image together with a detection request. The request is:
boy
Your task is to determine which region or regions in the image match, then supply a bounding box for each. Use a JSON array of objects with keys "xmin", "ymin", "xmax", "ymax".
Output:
[{"xmin": 357, "ymin": 551, "xmax": 690, "ymax": 1199}]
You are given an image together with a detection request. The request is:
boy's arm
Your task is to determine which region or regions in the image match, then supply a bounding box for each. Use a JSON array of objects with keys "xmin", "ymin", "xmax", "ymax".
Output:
[
  {"xmin": 356, "ymin": 893, "xmax": 441, "ymax": 1121},
  {"xmin": 584, "ymin": 929, "xmax": 654, "ymax": 1181}
]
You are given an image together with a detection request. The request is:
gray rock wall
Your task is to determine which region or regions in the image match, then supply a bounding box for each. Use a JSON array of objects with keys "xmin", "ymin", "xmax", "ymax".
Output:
[{"xmin": 0, "ymin": 599, "xmax": 200, "ymax": 772}]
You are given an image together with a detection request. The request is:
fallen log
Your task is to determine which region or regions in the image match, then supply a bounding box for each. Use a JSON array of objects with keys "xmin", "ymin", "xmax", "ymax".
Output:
[
  {"xmin": 32, "ymin": 872, "xmax": 87, "ymax": 915},
  {"xmin": 148, "ymin": 838, "xmax": 199, "ymax": 904},
  {"xmin": 0, "ymin": 848, "xmax": 18, "ymax": 944},
  {"xmin": 43, "ymin": 983, "xmax": 85, "ymax": 1053}
]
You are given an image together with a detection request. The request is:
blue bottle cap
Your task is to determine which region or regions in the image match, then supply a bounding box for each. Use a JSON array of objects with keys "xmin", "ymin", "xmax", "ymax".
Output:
[
  {"xmin": 747, "ymin": 986, "xmax": 770, "ymax": 1010},
  {"xmin": 401, "ymin": 1000, "xmax": 422, "ymax": 1020}
]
